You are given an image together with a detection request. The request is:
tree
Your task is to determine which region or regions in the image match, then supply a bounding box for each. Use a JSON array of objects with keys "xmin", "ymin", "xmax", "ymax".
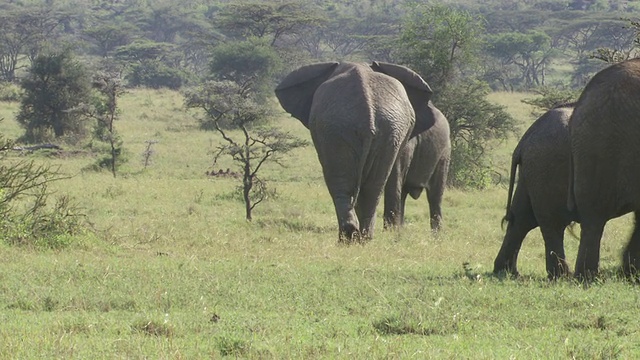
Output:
[
  {"xmin": 77, "ymin": 72, "xmax": 126, "ymax": 177},
  {"xmin": 396, "ymin": 3, "xmax": 484, "ymax": 89},
  {"xmin": 209, "ymin": 37, "xmax": 283, "ymax": 101},
  {"xmin": 0, "ymin": 124, "xmax": 83, "ymax": 248},
  {"xmin": 184, "ymin": 81, "xmax": 308, "ymax": 221},
  {"xmin": 486, "ymin": 30, "xmax": 555, "ymax": 89},
  {"xmin": 438, "ymin": 80, "xmax": 516, "ymax": 188},
  {"xmin": 215, "ymin": 1, "xmax": 323, "ymax": 47},
  {"xmin": 0, "ymin": 4, "xmax": 67, "ymax": 82},
  {"xmin": 82, "ymin": 22, "xmax": 138, "ymax": 57},
  {"xmin": 521, "ymin": 86, "xmax": 581, "ymax": 117},
  {"xmin": 114, "ymin": 40, "xmax": 186, "ymax": 89},
  {"xmin": 17, "ymin": 50, "xmax": 91, "ymax": 143},
  {"xmin": 395, "ymin": 3, "xmax": 516, "ymax": 188}
]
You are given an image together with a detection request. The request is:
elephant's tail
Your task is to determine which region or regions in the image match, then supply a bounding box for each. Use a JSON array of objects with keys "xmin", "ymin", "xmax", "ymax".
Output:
[
  {"xmin": 352, "ymin": 135, "xmax": 374, "ymax": 207},
  {"xmin": 502, "ymin": 145, "xmax": 521, "ymax": 230}
]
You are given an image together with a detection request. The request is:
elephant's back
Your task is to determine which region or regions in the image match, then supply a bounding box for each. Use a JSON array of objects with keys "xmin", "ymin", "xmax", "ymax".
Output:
[
  {"xmin": 310, "ymin": 64, "xmax": 414, "ymax": 147},
  {"xmin": 570, "ymin": 58, "xmax": 640, "ymax": 217}
]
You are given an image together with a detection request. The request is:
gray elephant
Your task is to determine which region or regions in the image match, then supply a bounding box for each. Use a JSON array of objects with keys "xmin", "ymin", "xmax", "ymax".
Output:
[
  {"xmin": 383, "ymin": 102, "xmax": 451, "ymax": 232},
  {"xmin": 569, "ymin": 58, "xmax": 640, "ymax": 278},
  {"xmin": 275, "ymin": 61, "xmax": 434, "ymax": 242},
  {"xmin": 493, "ymin": 104, "xmax": 577, "ymax": 278}
]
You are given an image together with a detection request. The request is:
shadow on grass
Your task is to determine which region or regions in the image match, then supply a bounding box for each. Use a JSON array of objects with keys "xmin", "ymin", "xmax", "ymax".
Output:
[
  {"xmin": 372, "ymin": 316, "xmax": 458, "ymax": 336},
  {"xmin": 254, "ymin": 217, "xmax": 332, "ymax": 234}
]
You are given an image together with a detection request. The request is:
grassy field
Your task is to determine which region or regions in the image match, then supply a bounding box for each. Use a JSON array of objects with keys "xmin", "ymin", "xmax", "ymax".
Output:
[{"xmin": 0, "ymin": 89, "xmax": 639, "ymax": 359}]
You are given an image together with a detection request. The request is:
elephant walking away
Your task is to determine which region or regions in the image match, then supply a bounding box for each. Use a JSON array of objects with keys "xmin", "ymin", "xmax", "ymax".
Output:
[
  {"xmin": 493, "ymin": 104, "xmax": 576, "ymax": 278},
  {"xmin": 275, "ymin": 62, "xmax": 434, "ymax": 242},
  {"xmin": 570, "ymin": 58, "xmax": 640, "ymax": 279},
  {"xmin": 383, "ymin": 102, "xmax": 451, "ymax": 232}
]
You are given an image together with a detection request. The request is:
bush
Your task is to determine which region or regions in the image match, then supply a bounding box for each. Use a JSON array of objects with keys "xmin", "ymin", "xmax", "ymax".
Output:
[
  {"xmin": 16, "ymin": 51, "xmax": 91, "ymax": 143},
  {"xmin": 127, "ymin": 60, "xmax": 185, "ymax": 89},
  {"xmin": 0, "ymin": 160, "xmax": 86, "ymax": 248},
  {"xmin": 0, "ymin": 81, "xmax": 22, "ymax": 102}
]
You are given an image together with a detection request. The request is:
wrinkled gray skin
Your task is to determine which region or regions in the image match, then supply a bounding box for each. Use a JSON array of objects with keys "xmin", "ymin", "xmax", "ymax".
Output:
[
  {"xmin": 493, "ymin": 105, "xmax": 577, "ymax": 279},
  {"xmin": 570, "ymin": 58, "xmax": 640, "ymax": 279},
  {"xmin": 275, "ymin": 62, "xmax": 434, "ymax": 242},
  {"xmin": 383, "ymin": 102, "xmax": 451, "ymax": 232}
]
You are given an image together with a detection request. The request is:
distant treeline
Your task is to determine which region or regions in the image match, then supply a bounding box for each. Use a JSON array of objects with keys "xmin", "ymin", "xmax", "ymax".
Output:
[{"xmin": 0, "ymin": 0, "xmax": 637, "ymax": 91}]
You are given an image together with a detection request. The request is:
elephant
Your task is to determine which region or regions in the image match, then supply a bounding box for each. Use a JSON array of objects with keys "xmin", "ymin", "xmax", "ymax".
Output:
[
  {"xmin": 493, "ymin": 104, "xmax": 577, "ymax": 278},
  {"xmin": 383, "ymin": 102, "xmax": 451, "ymax": 232},
  {"xmin": 275, "ymin": 61, "xmax": 434, "ymax": 242},
  {"xmin": 569, "ymin": 58, "xmax": 640, "ymax": 279}
]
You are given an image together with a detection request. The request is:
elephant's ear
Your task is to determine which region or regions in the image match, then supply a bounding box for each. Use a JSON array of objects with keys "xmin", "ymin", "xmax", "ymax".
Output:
[
  {"xmin": 370, "ymin": 61, "xmax": 434, "ymax": 137},
  {"xmin": 275, "ymin": 62, "xmax": 339, "ymax": 128}
]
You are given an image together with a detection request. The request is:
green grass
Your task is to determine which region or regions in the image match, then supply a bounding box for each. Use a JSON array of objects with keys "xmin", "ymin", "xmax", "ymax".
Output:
[{"xmin": 1, "ymin": 89, "xmax": 639, "ymax": 358}]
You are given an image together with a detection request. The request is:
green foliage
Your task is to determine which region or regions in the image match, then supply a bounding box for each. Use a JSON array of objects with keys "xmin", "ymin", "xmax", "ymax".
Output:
[
  {"xmin": 184, "ymin": 80, "xmax": 308, "ymax": 221},
  {"xmin": 209, "ymin": 37, "xmax": 283, "ymax": 100},
  {"xmin": 396, "ymin": 4, "xmax": 516, "ymax": 188},
  {"xmin": 397, "ymin": 3, "xmax": 484, "ymax": 88},
  {"xmin": 77, "ymin": 72, "xmax": 128, "ymax": 177},
  {"xmin": 16, "ymin": 50, "xmax": 91, "ymax": 143},
  {"xmin": 440, "ymin": 80, "xmax": 517, "ymax": 188},
  {"xmin": 127, "ymin": 59, "xmax": 185, "ymax": 90},
  {"xmin": 521, "ymin": 86, "xmax": 581, "ymax": 116},
  {"xmin": 0, "ymin": 81, "xmax": 22, "ymax": 102},
  {"xmin": 0, "ymin": 129, "xmax": 85, "ymax": 248},
  {"xmin": 486, "ymin": 30, "xmax": 555, "ymax": 90},
  {"xmin": 83, "ymin": 22, "xmax": 138, "ymax": 57},
  {"xmin": 215, "ymin": 1, "xmax": 323, "ymax": 46}
]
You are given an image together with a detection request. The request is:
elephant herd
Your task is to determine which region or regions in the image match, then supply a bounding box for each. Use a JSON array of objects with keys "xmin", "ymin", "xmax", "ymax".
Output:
[{"xmin": 275, "ymin": 58, "xmax": 640, "ymax": 280}]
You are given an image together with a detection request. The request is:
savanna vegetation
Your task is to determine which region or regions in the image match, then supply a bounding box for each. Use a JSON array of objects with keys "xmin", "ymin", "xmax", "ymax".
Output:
[{"xmin": 2, "ymin": 0, "xmax": 640, "ymax": 358}]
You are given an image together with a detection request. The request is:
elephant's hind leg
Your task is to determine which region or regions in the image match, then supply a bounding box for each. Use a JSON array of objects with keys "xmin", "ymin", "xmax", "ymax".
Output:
[
  {"xmin": 426, "ymin": 156, "xmax": 450, "ymax": 232},
  {"xmin": 622, "ymin": 212, "xmax": 640, "ymax": 279},
  {"xmin": 539, "ymin": 224, "xmax": 571, "ymax": 279},
  {"xmin": 355, "ymin": 182, "xmax": 387, "ymax": 240},
  {"xmin": 574, "ymin": 220, "xmax": 606, "ymax": 280},
  {"xmin": 493, "ymin": 189, "xmax": 537, "ymax": 277}
]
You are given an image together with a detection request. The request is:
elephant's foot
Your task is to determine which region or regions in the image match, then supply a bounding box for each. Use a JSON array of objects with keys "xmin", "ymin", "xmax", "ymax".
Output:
[
  {"xmin": 383, "ymin": 210, "xmax": 402, "ymax": 230},
  {"xmin": 492, "ymin": 258, "xmax": 519, "ymax": 278},
  {"xmin": 430, "ymin": 214, "xmax": 443, "ymax": 233},
  {"xmin": 546, "ymin": 252, "xmax": 572, "ymax": 280},
  {"xmin": 622, "ymin": 250, "xmax": 640, "ymax": 281},
  {"xmin": 338, "ymin": 223, "xmax": 361, "ymax": 245},
  {"xmin": 573, "ymin": 266, "xmax": 599, "ymax": 282}
]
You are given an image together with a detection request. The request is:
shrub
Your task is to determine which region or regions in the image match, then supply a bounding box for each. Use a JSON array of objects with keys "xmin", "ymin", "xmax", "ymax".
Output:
[
  {"xmin": 127, "ymin": 60, "xmax": 185, "ymax": 89},
  {"xmin": 0, "ymin": 81, "xmax": 22, "ymax": 102}
]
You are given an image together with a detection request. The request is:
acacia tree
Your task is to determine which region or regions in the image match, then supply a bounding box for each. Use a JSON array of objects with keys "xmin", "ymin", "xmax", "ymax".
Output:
[
  {"xmin": 486, "ymin": 30, "xmax": 556, "ymax": 89},
  {"xmin": 76, "ymin": 72, "xmax": 126, "ymax": 177},
  {"xmin": 184, "ymin": 81, "xmax": 308, "ymax": 221},
  {"xmin": 0, "ymin": 5, "xmax": 66, "ymax": 82}
]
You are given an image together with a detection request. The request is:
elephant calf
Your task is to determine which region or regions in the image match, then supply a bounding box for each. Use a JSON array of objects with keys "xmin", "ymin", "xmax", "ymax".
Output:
[
  {"xmin": 383, "ymin": 102, "xmax": 451, "ymax": 232},
  {"xmin": 493, "ymin": 104, "xmax": 577, "ymax": 278}
]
